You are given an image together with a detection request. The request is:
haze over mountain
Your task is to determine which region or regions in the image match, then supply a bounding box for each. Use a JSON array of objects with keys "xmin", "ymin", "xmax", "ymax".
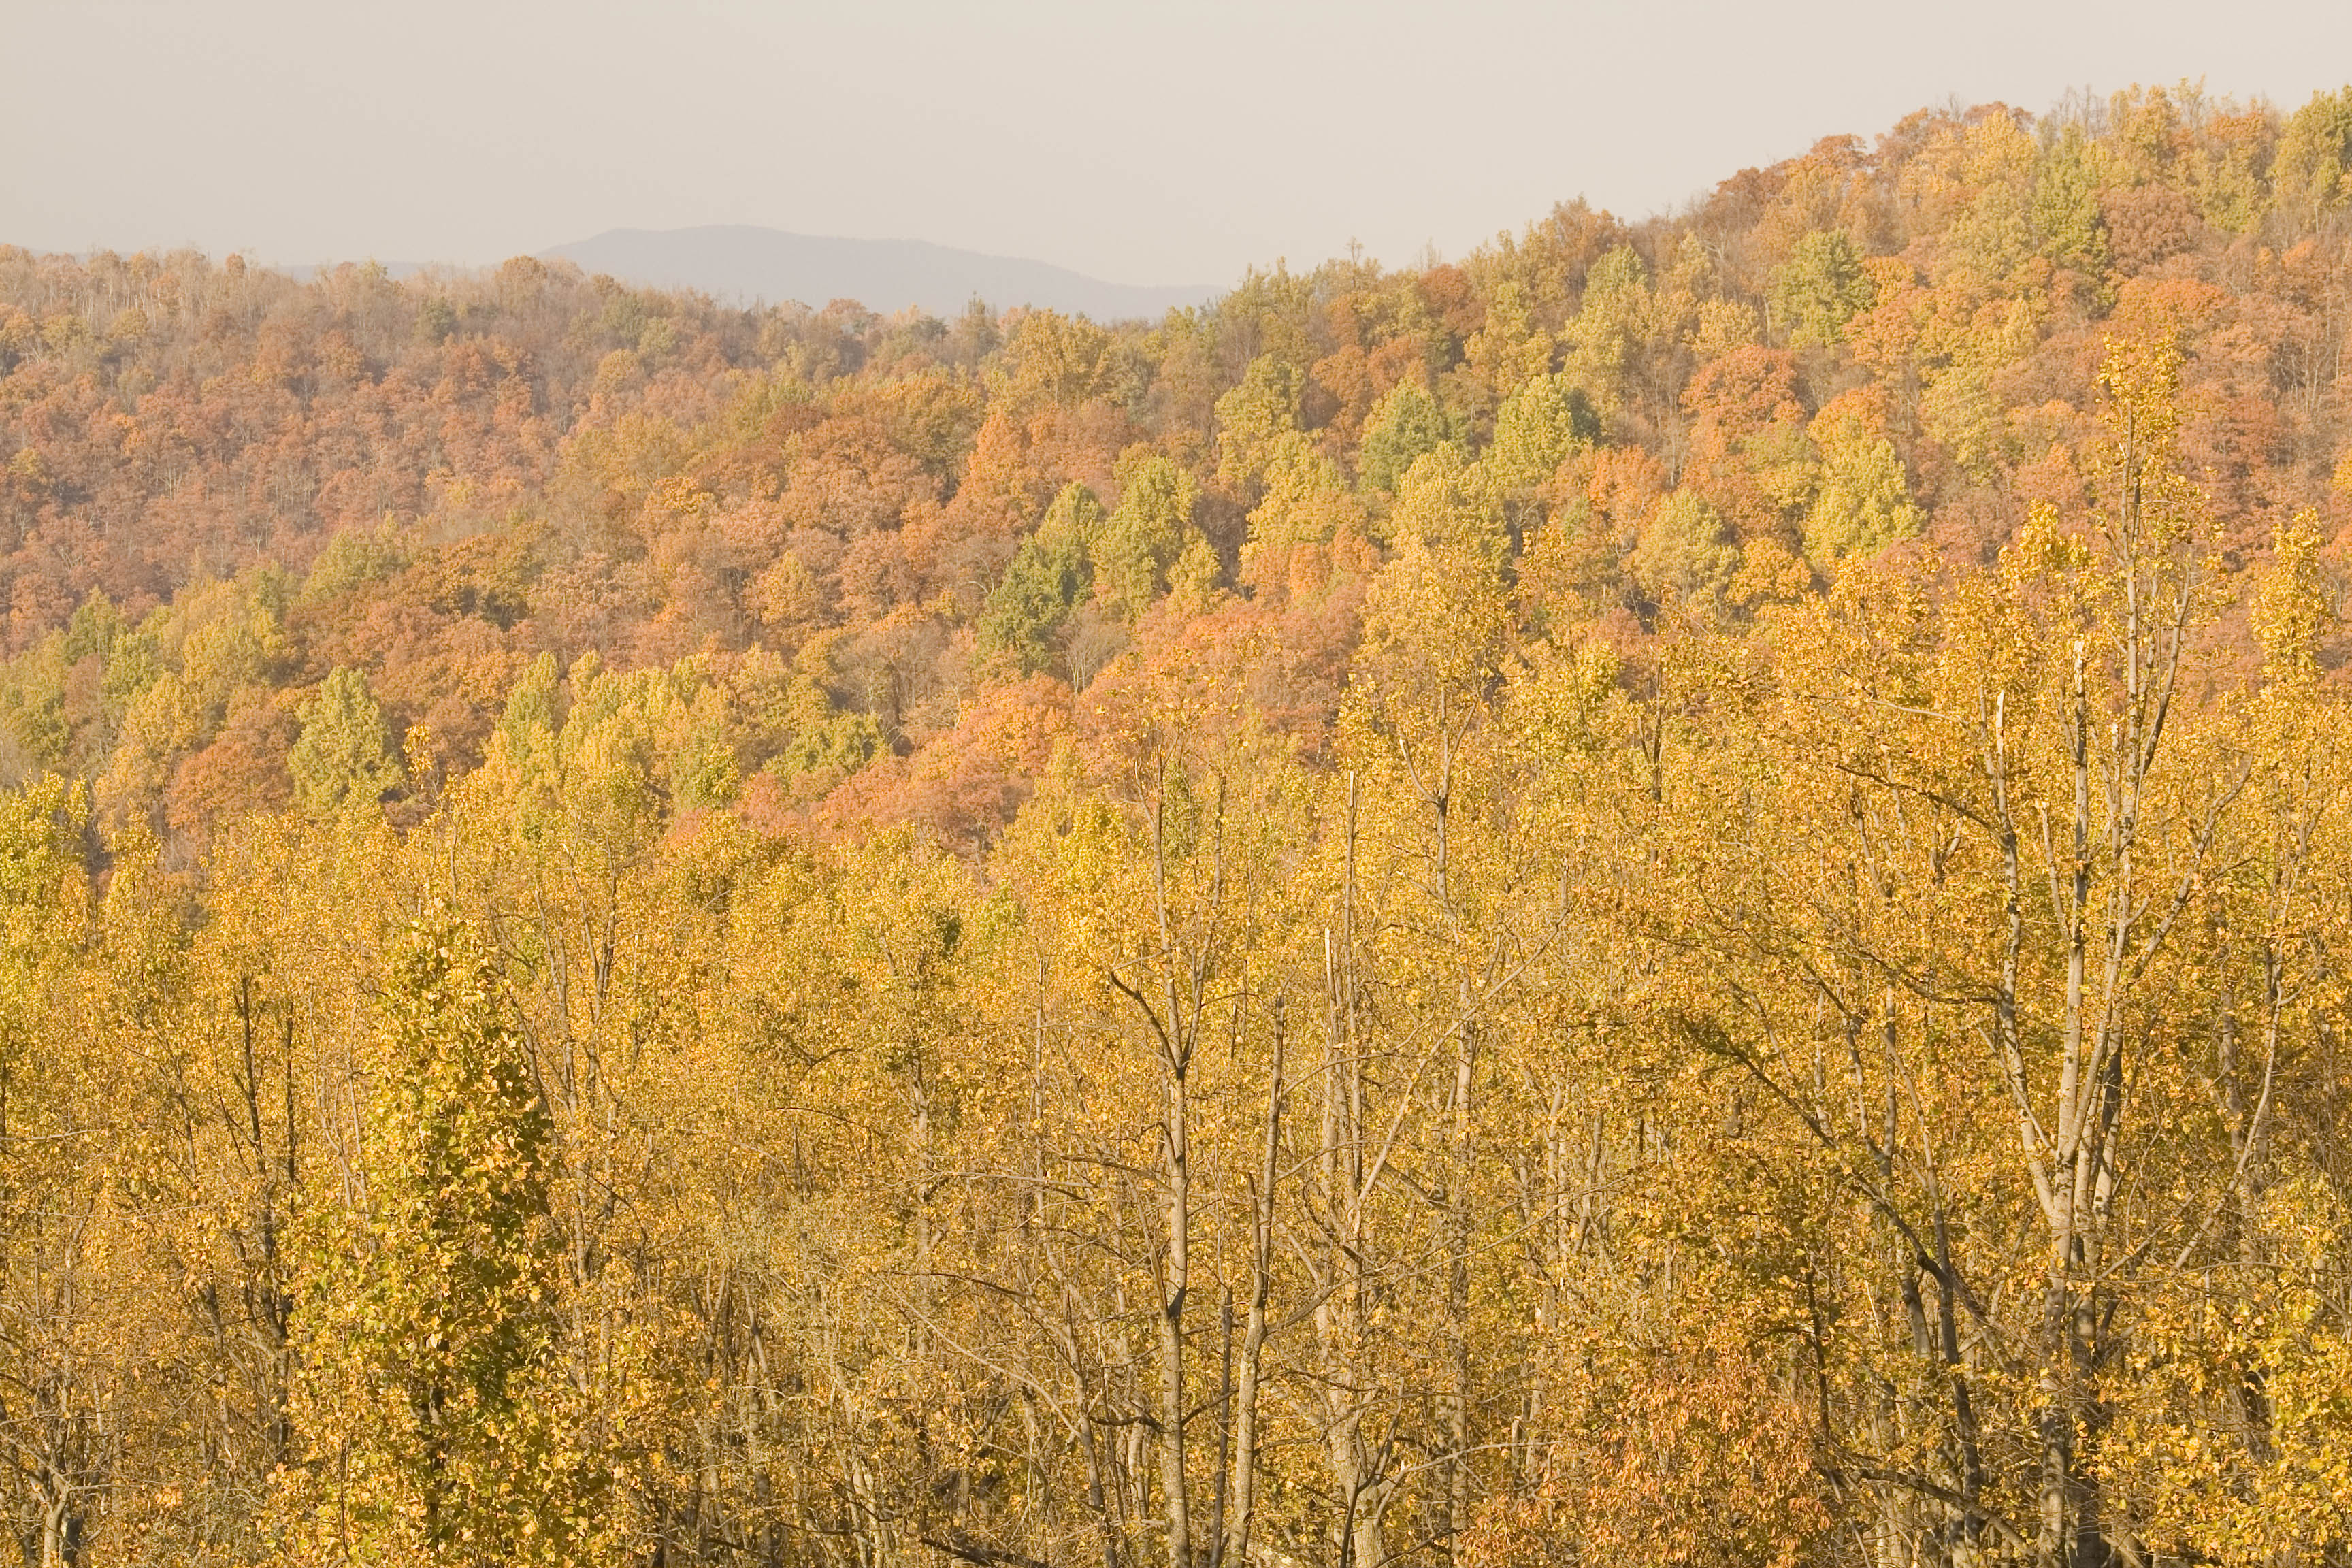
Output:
[{"xmin": 543, "ymin": 225, "xmax": 1222, "ymax": 321}]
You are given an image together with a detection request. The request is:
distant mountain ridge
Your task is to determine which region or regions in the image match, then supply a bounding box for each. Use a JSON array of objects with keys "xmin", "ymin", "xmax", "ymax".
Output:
[{"xmin": 541, "ymin": 226, "xmax": 1221, "ymax": 322}]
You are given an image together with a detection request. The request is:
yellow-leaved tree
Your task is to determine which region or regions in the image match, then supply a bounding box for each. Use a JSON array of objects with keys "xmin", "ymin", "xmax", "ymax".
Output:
[{"xmin": 278, "ymin": 914, "xmax": 623, "ymax": 1567}]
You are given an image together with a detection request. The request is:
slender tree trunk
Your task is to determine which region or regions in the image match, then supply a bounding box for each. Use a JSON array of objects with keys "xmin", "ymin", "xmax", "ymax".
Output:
[
  {"xmin": 1224, "ymin": 1008, "xmax": 1282, "ymax": 1568},
  {"xmin": 1443, "ymin": 1009, "xmax": 1473, "ymax": 1558},
  {"xmin": 1158, "ymin": 1056, "xmax": 1192, "ymax": 1568}
]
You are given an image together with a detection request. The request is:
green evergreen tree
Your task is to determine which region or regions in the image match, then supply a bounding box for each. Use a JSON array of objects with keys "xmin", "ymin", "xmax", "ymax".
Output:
[
  {"xmin": 290, "ymin": 666, "xmax": 404, "ymax": 817},
  {"xmin": 1358, "ymin": 382, "xmax": 1451, "ymax": 495},
  {"xmin": 977, "ymin": 483, "xmax": 1101, "ymax": 674},
  {"xmin": 1486, "ymin": 372, "xmax": 1597, "ymax": 501},
  {"xmin": 1092, "ymin": 450, "xmax": 1198, "ymax": 623},
  {"xmin": 1560, "ymin": 244, "xmax": 1652, "ymax": 413},
  {"xmin": 1768, "ymin": 229, "xmax": 1872, "ymax": 348},
  {"xmin": 2031, "ymin": 126, "xmax": 2110, "ymax": 280}
]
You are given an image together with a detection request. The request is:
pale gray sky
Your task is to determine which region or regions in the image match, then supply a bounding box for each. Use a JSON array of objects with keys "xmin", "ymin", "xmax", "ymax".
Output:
[{"xmin": 6, "ymin": 0, "xmax": 2350, "ymax": 287}]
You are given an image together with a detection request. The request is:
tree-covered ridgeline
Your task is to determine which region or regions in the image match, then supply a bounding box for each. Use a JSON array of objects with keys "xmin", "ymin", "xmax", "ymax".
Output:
[{"xmin": 0, "ymin": 84, "xmax": 2350, "ymax": 1567}]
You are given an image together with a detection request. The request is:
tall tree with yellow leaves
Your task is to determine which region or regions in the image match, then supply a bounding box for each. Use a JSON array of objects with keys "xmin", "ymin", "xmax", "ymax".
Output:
[{"xmin": 279, "ymin": 914, "xmax": 617, "ymax": 1567}]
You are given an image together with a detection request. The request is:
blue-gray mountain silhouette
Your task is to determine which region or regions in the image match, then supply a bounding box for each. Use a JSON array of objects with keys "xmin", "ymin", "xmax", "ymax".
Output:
[{"xmin": 544, "ymin": 226, "xmax": 1220, "ymax": 321}]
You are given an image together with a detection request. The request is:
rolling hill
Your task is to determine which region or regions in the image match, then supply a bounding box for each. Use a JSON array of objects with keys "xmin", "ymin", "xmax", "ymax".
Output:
[{"xmin": 542, "ymin": 225, "xmax": 1221, "ymax": 321}]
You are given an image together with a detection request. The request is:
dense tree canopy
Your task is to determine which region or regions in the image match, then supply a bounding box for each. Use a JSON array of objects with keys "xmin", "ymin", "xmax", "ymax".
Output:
[{"xmin": 2, "ymin": 84, "xmax": 2352, "ymax": 1568}]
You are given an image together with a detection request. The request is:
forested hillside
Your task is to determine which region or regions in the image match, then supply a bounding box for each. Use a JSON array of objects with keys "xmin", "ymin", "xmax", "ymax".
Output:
[{"xmin": 1, "ymin": 84, "xmax": 2351, "ymax": 1567}]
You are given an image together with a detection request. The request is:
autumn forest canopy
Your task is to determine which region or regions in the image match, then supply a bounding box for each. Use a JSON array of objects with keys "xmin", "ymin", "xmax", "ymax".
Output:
[{"xmin": 6, "ymin": 82, "xmax": 2352, "ymax": 1568}]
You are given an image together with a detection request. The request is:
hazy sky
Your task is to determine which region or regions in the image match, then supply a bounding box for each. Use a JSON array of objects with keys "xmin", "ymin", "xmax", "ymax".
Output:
[{"xmin": 7, "ymin": 0, "xmax": 2351, "ymax": 287}]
